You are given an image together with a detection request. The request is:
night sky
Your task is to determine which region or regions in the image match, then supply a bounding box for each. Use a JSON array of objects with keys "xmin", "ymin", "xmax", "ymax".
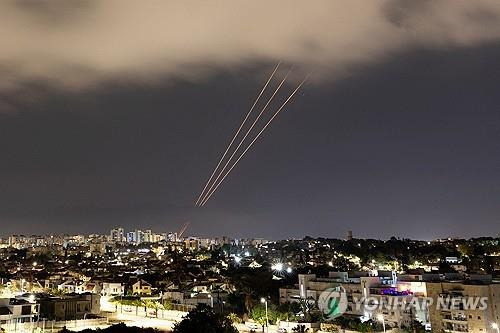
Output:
[{"xmin": 1, "ymin": 1, "xmax": 500, "ymax": 239}]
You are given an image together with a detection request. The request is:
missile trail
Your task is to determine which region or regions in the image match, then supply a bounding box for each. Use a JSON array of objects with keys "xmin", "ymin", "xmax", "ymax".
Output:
[
  {"xmin": 200, "ymin": 75, "xmax": 309, "ymax": 206},
  {"xmin": 195, "ymin": 62, "xmax": 281, "ymax": 206},
  {"xmin": 200, "ymin": 76, "xmax": 308, "ymax": 206},
  {"xmin": 197, "ymin": 68, "xmax": 292, "ymax": 206}
]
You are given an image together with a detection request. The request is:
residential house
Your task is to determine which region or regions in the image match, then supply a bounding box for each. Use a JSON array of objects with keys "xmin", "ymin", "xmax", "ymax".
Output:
[
  {"xmin": 38, "ymin": 293, "xmax": 100, "ymax": 321},
  {"xmin": 0, "ymin": 298, "xmax": 39, "ymax": 328},
  {"xmin": 101, "ymin": 282, "xmax": 124, "ymax": 297},
  {"xmin": 132, "ymin": 280, "xmax": 152, "ymax": 296}
]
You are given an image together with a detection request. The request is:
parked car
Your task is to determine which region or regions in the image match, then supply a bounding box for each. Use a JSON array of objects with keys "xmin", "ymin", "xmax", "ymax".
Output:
[{"xmin": 246, "ymin": 322, "xmax": 259, "ymax": 330}]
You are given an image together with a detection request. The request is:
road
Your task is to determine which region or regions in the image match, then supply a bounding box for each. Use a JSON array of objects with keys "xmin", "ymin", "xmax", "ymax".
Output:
[{"xmin": 101, "ymin": 296, "xmax": 282, "ymax": 332}]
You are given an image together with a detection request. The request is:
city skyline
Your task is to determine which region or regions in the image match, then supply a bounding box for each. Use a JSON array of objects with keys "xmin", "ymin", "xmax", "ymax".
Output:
[
  {"xmin": 1, "ymin": 1, "xmax": 500, "ymax": 239},
  {"xmin": 1, "ymin": 226, "xmax": 499, "ymax": 243}
]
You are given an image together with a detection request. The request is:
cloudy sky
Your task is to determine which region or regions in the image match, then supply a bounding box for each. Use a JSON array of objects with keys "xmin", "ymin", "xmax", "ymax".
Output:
[{"xmin": 1, "ymin": 0, "xmax": 500, "ymax": 239}]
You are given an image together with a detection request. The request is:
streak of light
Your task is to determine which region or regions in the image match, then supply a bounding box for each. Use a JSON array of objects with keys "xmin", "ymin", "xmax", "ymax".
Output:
[
  {"xmin": 200, "ymin": 75, "xmax": 309, "ymax": 206},
  {"xmin": 197, "ymin": 68, "xmax": 291, "ymax": 206},
  {"xmin": 194, "ymin": 62, "xmax": 281, "ymax": 206}
]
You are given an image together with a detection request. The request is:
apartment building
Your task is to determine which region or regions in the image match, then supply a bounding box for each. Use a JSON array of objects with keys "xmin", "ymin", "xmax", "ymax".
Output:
[
  {"xmin": 426, "ymin": 278, "xmax": 500, "ymax": 333},
  {"xmin": 279, "ymin": 271, "xmax": 430, "ymax": 330},
  {"xmin": 279, "ymin": 271, "xmax": 392, "ymax": 304},
  {"xmin": 0, "ymin": 298, "xmax": 40, "ymax": 327},
  {"xmin": 110, "ymin": 228, "xmax": 125, "ymax": 243},
  {"xmin": 281, "ymin": 272, "xmax": 500, "ymax": 332}
]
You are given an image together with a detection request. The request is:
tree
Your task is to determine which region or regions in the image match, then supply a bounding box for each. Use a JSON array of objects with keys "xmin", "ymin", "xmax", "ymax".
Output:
[
  {"xmin": 137, "ymin": 299, "xmax": 147, "ymax": 315},
  {"xmin": 226, "ymin": 292, "xmax": 245, "ymax": 314},
  {"xmin": 173, "ymin": 304, "xmax": 238, "ymax": 333},
  {"xmin": 241, "ymin": 286, "xmax": 255, "ymax": 314},
  {"xmin": 330, "ymin": 317, "xmax": 383, "ymax": 332},
  {"xmin": 227, "ymin": 267, "xmax": 274, "ymax": 314},
  {"xmin": 144, "ymin": 300, "xmax": 164, "ymax": 318},
  {"xmin": 251, "ymin": 304, "xmax": 268, "ymax": 326},
  {"xmin": 49, "ymin": 287, "xmax": 66, "ymax": 297},
  {"xmin": 457, "ymin": 243, "xmax": 474, "ymax": 258},
  {"xmin": 277, "ymin": 302, "xmax": 301, "ymax": 322},
  {"xmin": 251, "ymin": 303, "xmax": 278, "ymax": 325},
  {"xmin": 227, "ymin": 313, "xmax": 242, "ymax": 324}
]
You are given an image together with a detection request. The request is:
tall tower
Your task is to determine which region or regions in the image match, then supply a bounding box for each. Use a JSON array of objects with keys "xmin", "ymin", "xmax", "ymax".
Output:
[{"xmin": 110, "ymin": 227, "xmax": 124, "ymax": 242}]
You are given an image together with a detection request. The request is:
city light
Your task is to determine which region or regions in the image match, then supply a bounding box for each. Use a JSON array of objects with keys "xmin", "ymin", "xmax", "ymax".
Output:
[
  {"xmin": 271, "ymin": 263, "xmax": 284, "ymax": 271},
  {"xmin": 1, "ymin": 232, "xmax": 500, "ymax": 333},
  {"xmin": 260, "ymin": 297, "xmax": 269, "ymax": 331}
]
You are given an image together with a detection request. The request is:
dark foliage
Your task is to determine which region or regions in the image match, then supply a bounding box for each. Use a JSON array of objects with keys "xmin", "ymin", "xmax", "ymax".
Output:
[
  {"xmin": 173, "ymin": 304, "xmax": 238, "ymax": 333},
  {"xmin": 60, "ymin": 323, "xmax": 161, "ymax": 333}
]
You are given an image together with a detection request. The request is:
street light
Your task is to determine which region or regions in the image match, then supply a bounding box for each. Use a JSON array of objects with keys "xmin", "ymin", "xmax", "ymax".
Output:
[
  {"xmin": 377, "ymin": 313, "xmax": 386, "ymax": 333},
  {"xmin": 273, "ymin": 263, "xmax": 284, "ymax": 272},
  {"xmin": 260, "ymin": 298, "xmax": 269, "ymax": 332},
  {"xmin": 492, "ymin": 323, "xmax": 499, "ymax": 333}
]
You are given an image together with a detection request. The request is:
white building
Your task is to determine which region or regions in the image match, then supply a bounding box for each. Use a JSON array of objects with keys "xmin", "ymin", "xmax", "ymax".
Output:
[
  {"xmin": 101, "ymin": 283, "xmax": 125, "ymax": 296},
  {"xmin": 279, "ymin": 271, "xmax": 431, "ymax": 330},
  {"xmin": 0, "ymin": 298, "xmax": 39, "ymax": 329}
]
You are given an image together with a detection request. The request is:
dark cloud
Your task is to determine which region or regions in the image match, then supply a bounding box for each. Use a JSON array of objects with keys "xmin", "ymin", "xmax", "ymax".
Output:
[
  {"xmin": 1, "ymin": 44, "xmax": 499, "ymax": 239},
  {"xmin": 1, "ymin": 0, "xmax": 500, "ymax": 103}
]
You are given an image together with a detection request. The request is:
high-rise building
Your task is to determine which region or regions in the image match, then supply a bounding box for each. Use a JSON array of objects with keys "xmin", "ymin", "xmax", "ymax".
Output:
[
  {"xmin": 152, "ymin": 233, "xmax": 166, "ymax": 243},
  {"xmin": 167, "ymin": 232, "xmax": 177, "ymax": 242},
  {"xmin": 143, "ymin": 230, "xmax": 152, "ymax": 243},
  {"xmin": 136, "ymin": 230, "xmax": 144, "ymax": 244},
  {"xmin": 126, "ymin": 231, "xmax": 137, "ymax": 244},
  {"xmin": 127, "ymin": 230, "xmax": 146, "ymax": 244},
  {"xmin": 110, "ymin": 227, "xmax": 124, "ymax": 243}
]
